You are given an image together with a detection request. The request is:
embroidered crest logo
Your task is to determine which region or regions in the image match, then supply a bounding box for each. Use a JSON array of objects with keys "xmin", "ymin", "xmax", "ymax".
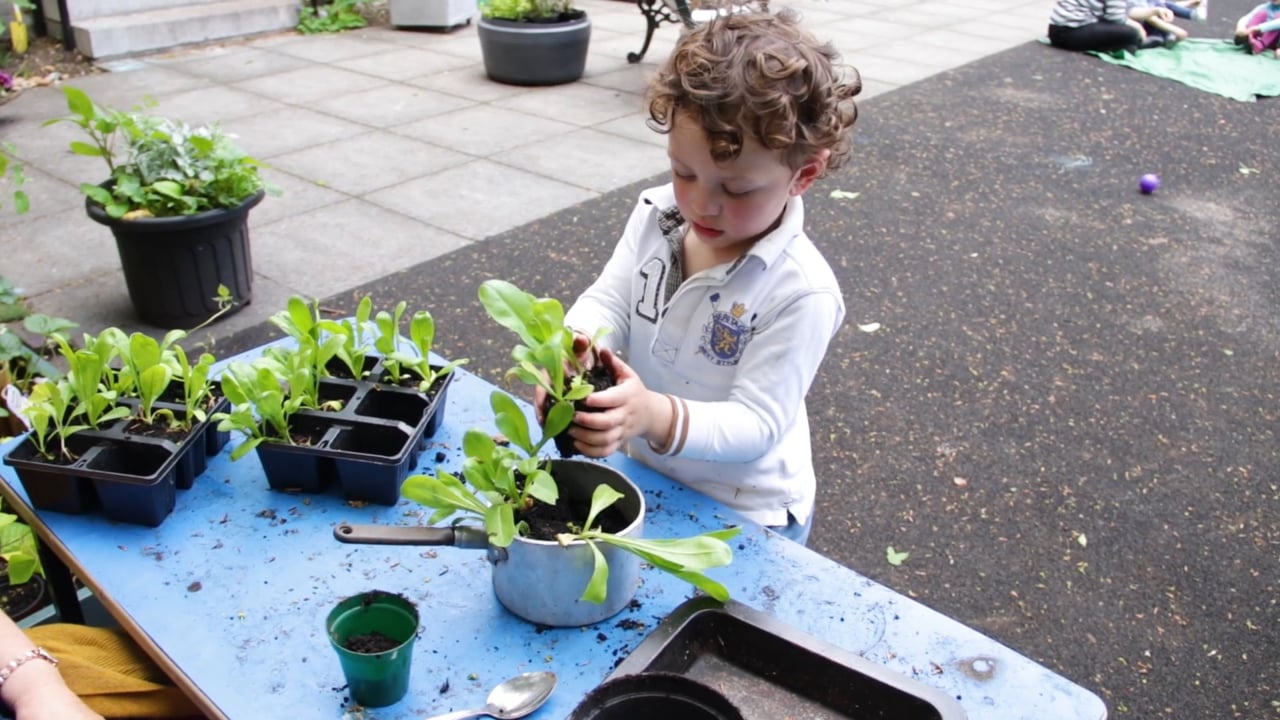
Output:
[{"xmin": 698, "ymin": 293, "xmax": 750, "ymax": 366}]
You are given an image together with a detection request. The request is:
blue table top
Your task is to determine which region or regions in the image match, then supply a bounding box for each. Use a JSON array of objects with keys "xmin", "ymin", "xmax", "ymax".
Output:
[{"xmin": 0, "ymin": 354, "xmax": 1106, "ymax": 720}]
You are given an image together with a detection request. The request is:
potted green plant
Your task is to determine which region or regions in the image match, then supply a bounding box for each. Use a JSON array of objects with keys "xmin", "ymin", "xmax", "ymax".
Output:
[
  {"xmin": 334, "ymin": 280, "xmax": 738, "ymax": 627},
  {"xmin": 0, "ymin": 500, "xmax": 46, "ymax": 621},
  {"xmin": 337, "ymin": 388, "xmax": 739, "ymax": 627},
  {"xmin": 478, "ymin": 279, "xmax": 615, "ymax": 456},
  {"xmin": 477, "ymin": 0, "xmax": 591, "ymax": 86},
  {"xmin": 44, "ymin": 86, "xmax": 276, "ymax": 328},
  {"xmin": 214, "ymin": 295, "xmax": 462, "ymax": 505}
]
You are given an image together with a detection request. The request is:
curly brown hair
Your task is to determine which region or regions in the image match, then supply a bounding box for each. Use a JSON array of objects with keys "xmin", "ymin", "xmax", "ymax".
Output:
[{"xmin": 645, "ymin": 5, "xmax": 861, "ymax": 174}]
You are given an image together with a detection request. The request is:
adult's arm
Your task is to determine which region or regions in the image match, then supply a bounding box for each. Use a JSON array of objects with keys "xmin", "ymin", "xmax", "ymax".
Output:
[{"xmin": 0, "ymin": 612, "xmax": 102, "ymax": 720}]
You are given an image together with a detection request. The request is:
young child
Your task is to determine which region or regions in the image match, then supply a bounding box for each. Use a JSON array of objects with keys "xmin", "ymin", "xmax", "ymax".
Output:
[
  {"xmin": 552, "ymin": 7, "xmax": 860, "ymax": 545},
  {"xmin": 1128, "ymin": 0, "xmax": 1191, "ymax": 46},
  {"xmin": 1235, "ymin": 0, "xmax": 1280, "ymax": 55}
]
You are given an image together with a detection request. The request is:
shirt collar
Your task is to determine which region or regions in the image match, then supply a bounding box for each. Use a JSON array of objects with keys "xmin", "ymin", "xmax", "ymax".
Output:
[{"xmin": 640, "ymin": 183, "xmax": 807, "ymax": 271}]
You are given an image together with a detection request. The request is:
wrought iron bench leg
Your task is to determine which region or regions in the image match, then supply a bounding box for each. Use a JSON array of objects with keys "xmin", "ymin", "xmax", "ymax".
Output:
[{"xmin": 629, "ymin": 0, "xmax": 696, "ymax": 63}]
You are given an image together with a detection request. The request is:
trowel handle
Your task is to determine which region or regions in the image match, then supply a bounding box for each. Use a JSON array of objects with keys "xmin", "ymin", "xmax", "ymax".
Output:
[{"xmin": 332, "ymin": 523, "xmax": 489, "ymax": 549}]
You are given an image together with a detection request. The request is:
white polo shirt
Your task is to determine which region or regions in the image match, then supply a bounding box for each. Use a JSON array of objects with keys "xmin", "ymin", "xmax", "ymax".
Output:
[{"xmin": 565, "ymin": 183, "xmax": 845, "ymax": 526}]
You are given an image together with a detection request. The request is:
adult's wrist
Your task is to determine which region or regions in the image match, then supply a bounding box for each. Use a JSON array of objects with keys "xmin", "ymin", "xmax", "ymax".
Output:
[{"xmin": 0, "ymin": 651, "xmax": 65, "ymax": 713}]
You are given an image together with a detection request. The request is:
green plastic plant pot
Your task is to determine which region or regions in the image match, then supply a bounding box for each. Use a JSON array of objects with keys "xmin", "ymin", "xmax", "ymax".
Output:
[{"xmin": 326, "ymin": 591, "xmax": 420, "ymax": 708}]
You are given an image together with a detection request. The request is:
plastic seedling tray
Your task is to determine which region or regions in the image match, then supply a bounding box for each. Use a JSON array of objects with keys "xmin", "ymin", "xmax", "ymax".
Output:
[
  {"xmin": 2, "ymin": 396, "xmax": 231, "ymax": 527},
  {"xmin": 253, "ymin": 367, "xmax": 452, "ymax": 506},
  {"xmin": 606, "ymin": 597, "xmax": 968, "ymax": 720}
]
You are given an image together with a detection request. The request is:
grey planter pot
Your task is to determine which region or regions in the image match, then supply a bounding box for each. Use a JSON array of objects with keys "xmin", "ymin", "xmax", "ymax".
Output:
[{"xmin": 477, "ymin": 12, "xmax": 591, "ymax": 86}]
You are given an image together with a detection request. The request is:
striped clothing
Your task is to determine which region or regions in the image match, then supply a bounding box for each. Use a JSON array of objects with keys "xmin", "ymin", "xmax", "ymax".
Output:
[{"xmin": 1050, "ymin": 0, "xmax": 1130, "ymax": 26}]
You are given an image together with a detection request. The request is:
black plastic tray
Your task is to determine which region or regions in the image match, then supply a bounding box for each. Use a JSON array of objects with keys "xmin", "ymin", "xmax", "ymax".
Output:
[
  {"xmin": 607, "ymin": 597, "xmax": 967, "ymax": 720},
  {"xmin": 2, "ymin": 396, "xmax": 232, "ymax": 527},
  {"xmin": 253, "ymin": 365, "xmax": 452, "ymax": 505}
]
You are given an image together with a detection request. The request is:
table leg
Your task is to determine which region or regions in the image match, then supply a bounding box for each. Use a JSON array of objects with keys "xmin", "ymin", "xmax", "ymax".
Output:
[{"xmin": 37, "ymin": 541, "xmax": 83, "ymax": 624}]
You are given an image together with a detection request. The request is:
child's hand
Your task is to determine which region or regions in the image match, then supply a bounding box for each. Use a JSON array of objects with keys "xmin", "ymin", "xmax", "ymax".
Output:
[
  {"xmin": 567, "ymin": 349, "xmax": 669, "ymax": 458},
  {"xmin": 534, "ymin": 331, "xmax": 596, "ymax": 424}
]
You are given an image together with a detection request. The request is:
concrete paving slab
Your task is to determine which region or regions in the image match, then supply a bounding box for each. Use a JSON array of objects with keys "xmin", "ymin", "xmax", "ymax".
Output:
[
  {"xmin": 143, "ymin": 45, "xmax": 314, "ymax": 83},
  {"xmin": 334, "ymin": 46, "xmax": 478, "ymax": 81},
  {"xmin": 493, "ymin": 81, "xmax": 643, "ymax": 126},
  {"xmin": 0, "ymin": 167, "xmax": 83, "ymax": 223},
  {"xmin": 245, "ymin": 167, "xmax": 345, "ymax": 225},
  {"xmin": 147, "ymin": 85, "xmax": 288, "ymax": 124},
  {"xmin": 307, "ymin": 83, "xmax": 477, "ymax": 129},
  {"xmin": 217, "ymin": 105, "xmax": 368, "ymax": 158},
  {"xmin": 499, "ymin": 127, "xmax": 672, "ymax": 193},
  {"xmin": 54, "ymin": 64, "xmax": 213, "ymax": 109},
  {"xmin": 251, "ymin": 197, "xmax": 472, "ymax": 296},
  {"xmin": 391, "ymin": 104, "xmax": 578, "ymax": 157},
  {"xmin": 266, "ymin": 130, "xmax": 469, "ymax": 195},
  {"xmin": 1, "ymin": 207, "xmax": 125, "ymax": 297},
  {"xmin": 404, "ymin": 64, "xmax": 531, "ymax": 101},
  {"xmin": 264, "ymin": 33, "xmax": 405, "ymax": 62},
  {"xmin": 232, "ymin": 63, "xmax": 390, "ymax": 105},
  {"xmin": 367, "ymin": 159, "xmax": 597, "ymax": 239}
]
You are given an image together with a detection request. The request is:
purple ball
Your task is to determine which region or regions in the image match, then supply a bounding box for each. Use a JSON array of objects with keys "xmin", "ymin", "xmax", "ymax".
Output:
[{"xmin": 1139, "ymin": 173, "xmax": 1160, "ymax": 194}]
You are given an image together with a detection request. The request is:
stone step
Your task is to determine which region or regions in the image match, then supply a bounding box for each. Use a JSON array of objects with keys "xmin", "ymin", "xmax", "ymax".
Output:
[
  {"xmin": 50, "ymin": 0, "xmax": 300, "ymax": 59},
  {"xmin": 52, "ymin": 0, "xmax": 217, "ymax": 22}
]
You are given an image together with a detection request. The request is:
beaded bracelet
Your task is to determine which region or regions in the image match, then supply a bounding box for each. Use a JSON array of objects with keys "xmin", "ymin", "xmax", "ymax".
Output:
[{"xmin": 0, "ymin": 647, "xmax": 58, "ymax": 689}]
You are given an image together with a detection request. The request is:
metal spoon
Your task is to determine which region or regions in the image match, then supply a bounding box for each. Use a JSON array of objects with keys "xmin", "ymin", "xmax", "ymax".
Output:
[{"xmin": 423, "ymin": 671, "xmax": 557, "ymax": 720}]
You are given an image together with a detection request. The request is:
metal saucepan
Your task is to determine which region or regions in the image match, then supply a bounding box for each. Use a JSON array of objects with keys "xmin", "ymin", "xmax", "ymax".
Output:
[{"xmin": 334, "ymin": 459, "xmax": 644, "ymax": 627}]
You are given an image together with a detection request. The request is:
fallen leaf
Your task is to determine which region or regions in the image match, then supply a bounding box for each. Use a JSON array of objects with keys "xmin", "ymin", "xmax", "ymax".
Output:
[
  {"xmin": 858, "ymin": 322, "xmax": 881, "ymax": 333},
  {"xmin": 1077, "ymin": 533, "xmax": 1087, "ymax": 548},
  {"xmin": 886, "ymin": 546, "xmax": 909, "ymax": 566},
  {"xmin": 1238, "ymin": 165, "xmax": 1259, "ymax": 176},
  {"xmin": 829, "ymin": 189, "xmax": 860, "ymax": 200},
  {"xmin": 953, "ymin": 477, "xmax": 968, "ymax": 488}
]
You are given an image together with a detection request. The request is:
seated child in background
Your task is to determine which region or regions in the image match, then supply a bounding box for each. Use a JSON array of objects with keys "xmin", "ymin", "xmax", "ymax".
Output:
[
  {"xmin": 1235, "ymin": 0, "xmax": 1280, "ymax": 55},
  {"xmin": 1128, "ymin": 0, "xmax": 1204, "ymax": 46}
]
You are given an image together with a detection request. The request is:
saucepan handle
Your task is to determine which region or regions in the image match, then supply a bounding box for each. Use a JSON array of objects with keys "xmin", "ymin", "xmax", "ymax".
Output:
[{"xmin": 332, "ymin": 523, "xmax": 489, "ymax": 549}]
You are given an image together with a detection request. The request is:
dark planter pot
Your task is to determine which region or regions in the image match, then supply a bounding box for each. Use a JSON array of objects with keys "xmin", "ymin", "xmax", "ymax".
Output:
[
  {"xmin": 569, "ymin": 673, "xmax": 744, "ymax": 720},
  {"xmin": 0, "ymin": 572, "xmax": 49, "ymax": 623},
  {"xmin": 477, "ymin": 12, "xmax": 591, "ymax": 86},
  {"xmin": 254, "ymin": 365, "xmax": 453, "ymax": 506},
  {"xmin": 1, "ymin": 397, "xmax": 231, "ymax": 527},
  {"xmin": 86, "ymin": 189, "xmax": 264, "ymax": 329}
]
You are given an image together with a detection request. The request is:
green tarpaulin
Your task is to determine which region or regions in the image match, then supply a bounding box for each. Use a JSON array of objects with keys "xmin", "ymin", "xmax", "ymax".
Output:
[{"xmin": 1090, "ymin": 38, "xmax": 1280, "ymax": 102}]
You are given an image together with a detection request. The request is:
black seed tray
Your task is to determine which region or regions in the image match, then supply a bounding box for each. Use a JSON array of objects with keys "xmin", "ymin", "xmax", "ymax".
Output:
[{"xmin": 606, "ymin": 597, "xmax": 968, "ymax": 720}]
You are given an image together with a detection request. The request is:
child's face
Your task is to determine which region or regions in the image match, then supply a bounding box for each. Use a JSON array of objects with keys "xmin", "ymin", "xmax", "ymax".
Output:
[{"xmin": 667, "ymin": 111, "xmax": 827, "ymax": 255}]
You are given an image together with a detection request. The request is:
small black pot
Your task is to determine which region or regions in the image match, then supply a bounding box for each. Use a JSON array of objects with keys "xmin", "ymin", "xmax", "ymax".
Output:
[
  {"xmin": 568, "ymin": 673, "xmax": 745, "ymax": 720},
  {"xmin": 0, "ymin": 572, "xmax": 49, "ymax": 622}
]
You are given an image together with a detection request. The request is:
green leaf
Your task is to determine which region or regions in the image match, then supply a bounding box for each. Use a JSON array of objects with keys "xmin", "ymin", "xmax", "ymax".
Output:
[
  {"xmin": 479, "ymin": 279, "xmax": 540, "ymax": 348},
  {"xmin": 491, "ymin": 391, "xmax": 534, "ymax": 456},
  {"xmin": 63, "ymin": 85, "xmax": 95, "ymax": 120},
  {"xmin": 523, "ymin": 468, "xmax": 558, "ymax": 507},
  {"xmin": 486, "ymin": 502, "xmax": 515, "ymax": 547},
  {"xmin": 578, "ymin": 539, "xmax": 610, "ymax": 604},
  {"xmin": 543, "ymin": 400, "xmax": 575, "ymax": 443},
  {"xmin": 583, "ymin": 483, "xmax": 623, "ymax": 531},
  {"xmin": 886, "ymin": 546, "xmax": 909, "ymax": 566}
]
